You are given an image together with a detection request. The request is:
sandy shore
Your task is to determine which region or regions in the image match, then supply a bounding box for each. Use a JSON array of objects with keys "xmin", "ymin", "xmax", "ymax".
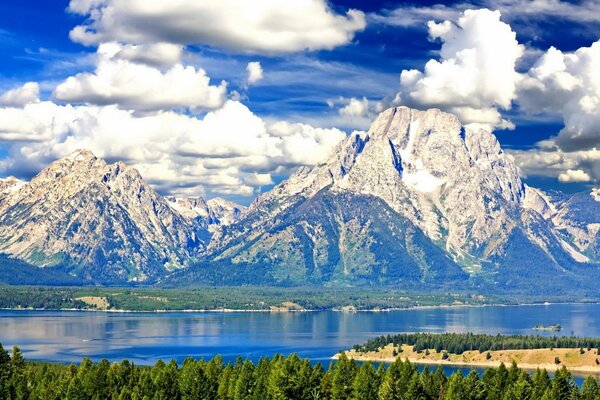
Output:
[{"xmin": 335, "ymin": 344, "xmax": 600, "ymax": 375}]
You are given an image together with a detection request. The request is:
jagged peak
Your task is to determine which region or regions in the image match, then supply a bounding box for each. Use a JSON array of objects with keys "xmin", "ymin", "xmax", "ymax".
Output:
[
  {"xmin": 65, "ymin": 148, "xmax": 98, "ymax": 162},
  {"xmin": 207, "ymin": 197, "xmax": 245, "ymax": 210}
]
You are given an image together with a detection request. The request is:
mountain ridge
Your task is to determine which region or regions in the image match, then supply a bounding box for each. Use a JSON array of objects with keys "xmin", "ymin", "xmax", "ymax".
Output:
[{"xmin": 0, "ymin": 107, "xmax": 599, "ymax": 292}]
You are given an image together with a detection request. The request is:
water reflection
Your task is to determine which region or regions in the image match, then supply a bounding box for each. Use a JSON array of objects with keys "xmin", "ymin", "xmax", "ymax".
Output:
[{"xmin": 1, "ymin": 303, "xmax": 599, "ymax": 368}]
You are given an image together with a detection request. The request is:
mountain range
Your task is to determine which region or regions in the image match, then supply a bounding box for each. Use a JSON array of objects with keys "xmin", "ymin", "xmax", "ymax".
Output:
[{"xmin": 1, "ymin": 106, "xmax": 599, "ymax": 293}]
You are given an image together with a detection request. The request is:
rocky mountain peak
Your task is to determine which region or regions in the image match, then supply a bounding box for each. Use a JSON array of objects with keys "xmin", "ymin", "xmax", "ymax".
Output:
[
  {"xmin": 166, "ymin": 195, "xmax": 245, "ymax": 231},
  {"xmin": 248, "ymin": 106, "xmax": 524, "ymax": 262},
  {"xmin": 0, "ymin": 150, "xmax": 209, "ymax": 283}
]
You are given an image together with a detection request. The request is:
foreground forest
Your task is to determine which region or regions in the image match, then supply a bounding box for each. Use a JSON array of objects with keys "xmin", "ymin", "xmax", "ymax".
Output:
[{"xmin": 1, "ymin": 343, "xmax": 600, "ymax": 400}]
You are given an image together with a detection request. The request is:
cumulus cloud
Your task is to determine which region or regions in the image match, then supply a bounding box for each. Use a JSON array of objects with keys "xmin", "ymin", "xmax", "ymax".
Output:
[
  {"xmin": 67, "ymin": 0, "xmax": 366, "ymax": 53},
  {"xmin": 268, "ymin": 121, "xmax": 346, "ymax": 165},
  {"xmin": 0, "ymin": 83, "xmax": 40, "ymax": 107},
  {"xmin": 246, "ymin": 62, "xmax": 263, "ymax": 85},
  {"xmin": 558, "ymin": 169, "xmax": 592, "ymax": 183},
  {"xmin": 397, "ymin": 9, "xmax": 524, "ymax": 130},
  {"xmin": 510, "ymin": 145, "xmax": 600, "ymax": 184},
  {"xmin": 339, "ymin": 97, "xmax": 371, "ymax": 117},
  {"xmin": 518, "ymin": 40, "xmax": 600, "ymax": 152},
  {"xmin": 53, "ymin": 43, "xmax": 227, "ymax": 112},
  {"xmin": 113, "ymin": 42, "xmax": 183, "ymax": 67},
  {"xmin": 0, "ymin": 100, "xmax": 346, "ymax": 199}
]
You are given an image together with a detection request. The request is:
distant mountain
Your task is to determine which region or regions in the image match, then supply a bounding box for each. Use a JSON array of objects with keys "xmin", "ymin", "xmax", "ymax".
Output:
[
  {"xmin": 0, "ymin": 150, "xmax": 242, "ymax": 284},
  {"xmin": 172, "ymin": 107, "xmax": 600, "ymax": 292},
  {"xmin": 1, "ymin": 107, "xmax": 599, "ymax": 292},
  {"xmin": 166, "ymin": 196, "xmax": 245, "ymax": 232}
]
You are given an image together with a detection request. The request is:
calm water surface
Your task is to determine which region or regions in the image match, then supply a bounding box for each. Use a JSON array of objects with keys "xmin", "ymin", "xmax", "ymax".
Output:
[{"xmin": 2, "ymin": 303, "xmax": 600, "ymax": 368}]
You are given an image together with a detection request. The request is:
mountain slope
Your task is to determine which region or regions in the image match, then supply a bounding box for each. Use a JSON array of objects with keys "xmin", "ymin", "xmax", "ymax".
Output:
[
  {"xmin": 0, "ymin": 150, "xmax": 208, "ymax": 283},
  {"xmin": 183, "ymin": 106, "xmax": 600, "ymax": 291}
]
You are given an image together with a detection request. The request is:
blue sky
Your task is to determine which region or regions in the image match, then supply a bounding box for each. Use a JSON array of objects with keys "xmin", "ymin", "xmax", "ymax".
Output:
[{"xmin": 0, "ymin": 0, "xmax": 599, "ymax": 202}]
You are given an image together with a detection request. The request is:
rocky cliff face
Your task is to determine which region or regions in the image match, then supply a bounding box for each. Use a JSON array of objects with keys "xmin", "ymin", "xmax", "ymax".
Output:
[
  {"xmin": 166, "ymin": 196, "xmax": 245, "ymax": 232},
  {"xmin": 201, "ymin": 106, "xmax": 599, "ymax": 288},
  {"xmin": 0, "ymin": 150, "xmax": 210, "ymax": 282}
]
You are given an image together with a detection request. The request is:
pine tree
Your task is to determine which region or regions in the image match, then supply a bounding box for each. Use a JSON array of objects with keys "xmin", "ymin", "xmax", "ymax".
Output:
[
  {"xmin": 233, "ymin": 360, "xmax": 255, "ymax": 400},
  {"xmin": 66, "ymin": 375, "xmax": 88, "ymax": 400},
  {"xmin": 550, "ymin": 367, "xmax": 575, "ymax": 400},
  {"xmin": 350, "ymin": 362, "xmax": 378, "ymax": 400},
  {"xmin": 405, "ymin": 372, "xmax": 428, "ymax": 400},
  {"xmin": 9, "ymin": 346, "xmax": 27, "ymax": 400},
  {"xmin": 331, "ymin": 352, "xmax": 356, "ymax": 400},
  {"xmin": 581, "ymin": 376, "xmax": 600, "ymax": 400},
  {"xmin": 444, "ymin": 372, "xmax": 466, "ymax": 400},
  {"xmin": 378, "ymin": 360, "xmax": 403, "ymax": 400},
  {"xmin": 179, "ymin": 358, "xmax": 206, "ymax": 400},
  {"xmin": 0, "ymin": 343, "xmax": 12, "ymax": 399}
]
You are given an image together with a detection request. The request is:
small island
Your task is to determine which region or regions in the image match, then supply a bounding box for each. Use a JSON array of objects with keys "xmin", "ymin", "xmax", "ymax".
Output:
[
  {"xmin": 337, "ymin": 332, "xmax": 600, "ymax": 374},
  {"xmin": 533, "ymin": 324, "xmax": 562, "ymax": 331}
]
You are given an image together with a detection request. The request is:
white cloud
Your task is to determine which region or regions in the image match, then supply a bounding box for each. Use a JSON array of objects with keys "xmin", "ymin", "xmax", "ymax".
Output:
[
  {"xmin": 0, "ymin": 100, "xmax": 346, "ymax": 199},
  {"xmin": 114, "ymin": 42, "xmax": 183, "ymax": 67},
  {"xmin": 372, "ymin": 1, "xmax": 600, "ymax": 28},
  {"xmin": 558, "ymin": 169, "xmax": 592, "ymax": 183},
  {"xmin": 268, "ymin": 121, "xmax": 346, "ymax": 166},
  {"xmin": 246, "ymin": 62, "xmax": 263, "ymax": 85},
  {"xmin": 510, "ymin": 146, "xmax": 600, "ymax": 183},
  {"xmin": 53, "ymin": 43, "xmax": 227, "ymax": 112},
  {"xmin": 339, "ymin": 97, "xmax": 370, "ymax": 117},
  {"xmin": 518, "ymin": 40, "xmax": 600, "ymax": 152},
  {"xmin": 397, "ymin": 9, "xmax": 524, "ymax": 130},
  {"xmin": 0, "ymin": 83, "xmax": 39, "ymax": 107},
  {"xmin": 67, "ymin": 0, "xmax": 366, "ymax": 53}
]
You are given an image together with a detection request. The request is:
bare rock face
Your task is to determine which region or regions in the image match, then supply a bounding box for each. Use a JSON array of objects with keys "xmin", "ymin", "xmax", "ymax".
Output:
[
  {"xmin": 200, "ymin": 106, "xmax": 600, "ymax": 289},
  {"xmin": 214, "ymin": 107, "xmax": 526, "ymax": 274},
  {"xmin": 166, "ymin": 196, "xmax": 245, "ymax": 232},
  {"xmin": 0, "ymin": 150, "xmax": 207, "ymax": 283}
]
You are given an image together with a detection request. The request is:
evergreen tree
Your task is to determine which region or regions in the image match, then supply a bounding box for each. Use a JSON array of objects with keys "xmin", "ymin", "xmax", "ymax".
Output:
[
  {"xmin": 444, "ymin": 372, "xmax": 467, "ymax": 400},
  {"xmin": 532, "ymin": 368, "xmax": 552, "ymax": 399},
  {"xmin": 66, "ymin": 375, "xmax": 88, "ymax": 400},
  {"xmin": 350, "ymin": 362, "xmax": 378, "ymax": 400},
  {"xmin": 179, "ymin": 358, "xmax": 206, "ymax": 400},
  {"xmin": 233, "ymin": 360, "xmax": 255, "ymax": 400},
  {"xmin": 550, "ymin": 367, "xmax": 575, "ymax": 400},
  {"xmin": 405, "ymin": 372, "xmax": 428, "ymax": 400},
  {"xmin": 0, "ymin": 343, "xmax": 11, "ymax": 399},
  {"xmin": 206, "ymin": 355, "xmax": 225, "ymax": 399},
  {"xmin": 9, "ymin": 346, "xmax": 27, "ymax": 400},
  {"xmin": 332, "ymin": 352, "xmax": 356, "ymax": 400},
  {"xmin": 581, "ymin": 376, "xmax": 599, "ymax": 400},
  {"xmin": 378, "ymin": 359, "xmax": 403, "ymax": 400},
  {"xmin": 251, "ymin": 357, "xmax": 271, "ymax": 400}
]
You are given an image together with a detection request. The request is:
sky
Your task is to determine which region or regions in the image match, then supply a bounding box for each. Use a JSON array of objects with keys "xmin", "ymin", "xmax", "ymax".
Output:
[{"xmin": 0, "ymin": 0, "xmax": 599, "ymax": 204}]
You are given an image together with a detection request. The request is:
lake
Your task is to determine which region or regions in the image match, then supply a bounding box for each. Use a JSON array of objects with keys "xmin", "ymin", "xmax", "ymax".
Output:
[{"xmin": 1, "ymin": 303, "xmax": 600, "ymax": 383}]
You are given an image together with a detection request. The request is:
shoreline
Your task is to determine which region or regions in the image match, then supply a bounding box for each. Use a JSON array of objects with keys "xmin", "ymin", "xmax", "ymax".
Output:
[
  {"xmin": 2, "ymin": 300, "xmax": 600, "ymax": 314},
  {"xmin": 334, "ymin": 353, "xmax": 600, "ymax": 376}
]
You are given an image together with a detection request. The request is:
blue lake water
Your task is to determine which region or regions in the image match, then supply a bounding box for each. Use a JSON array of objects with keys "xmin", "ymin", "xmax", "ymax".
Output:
[{"xmin": 1, "ymin": 303, "xmax": 600, "ymax": 383}]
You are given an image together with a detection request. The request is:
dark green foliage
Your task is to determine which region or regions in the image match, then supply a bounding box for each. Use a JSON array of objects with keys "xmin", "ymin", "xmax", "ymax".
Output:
[
  {"xmin": 0, "ymin": 285, "xmax": 502, "ymax": 311},
  {"xmin": 0, "ymin": 255, "xmax": 84, "ymax": 286},
  {"xmin": 1, "ymin": 342, "xmax": 600, "ymax": 400},
  {"xmin": 354, "ymin": 332, "xmax": 600, "ymax": 354}
]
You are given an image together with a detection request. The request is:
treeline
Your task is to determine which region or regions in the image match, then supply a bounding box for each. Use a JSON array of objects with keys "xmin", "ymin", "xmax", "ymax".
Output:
[
  {"xmin": 0, "ymin": 285, "xmax": 497, "ymax": 311},
  {"xmin": 1, "ymin": 343, "xmax": 600, "ymax": 400},
  {"xmin": 354, "ymin": 333, "xmax": 600, "ymax": 354}
]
